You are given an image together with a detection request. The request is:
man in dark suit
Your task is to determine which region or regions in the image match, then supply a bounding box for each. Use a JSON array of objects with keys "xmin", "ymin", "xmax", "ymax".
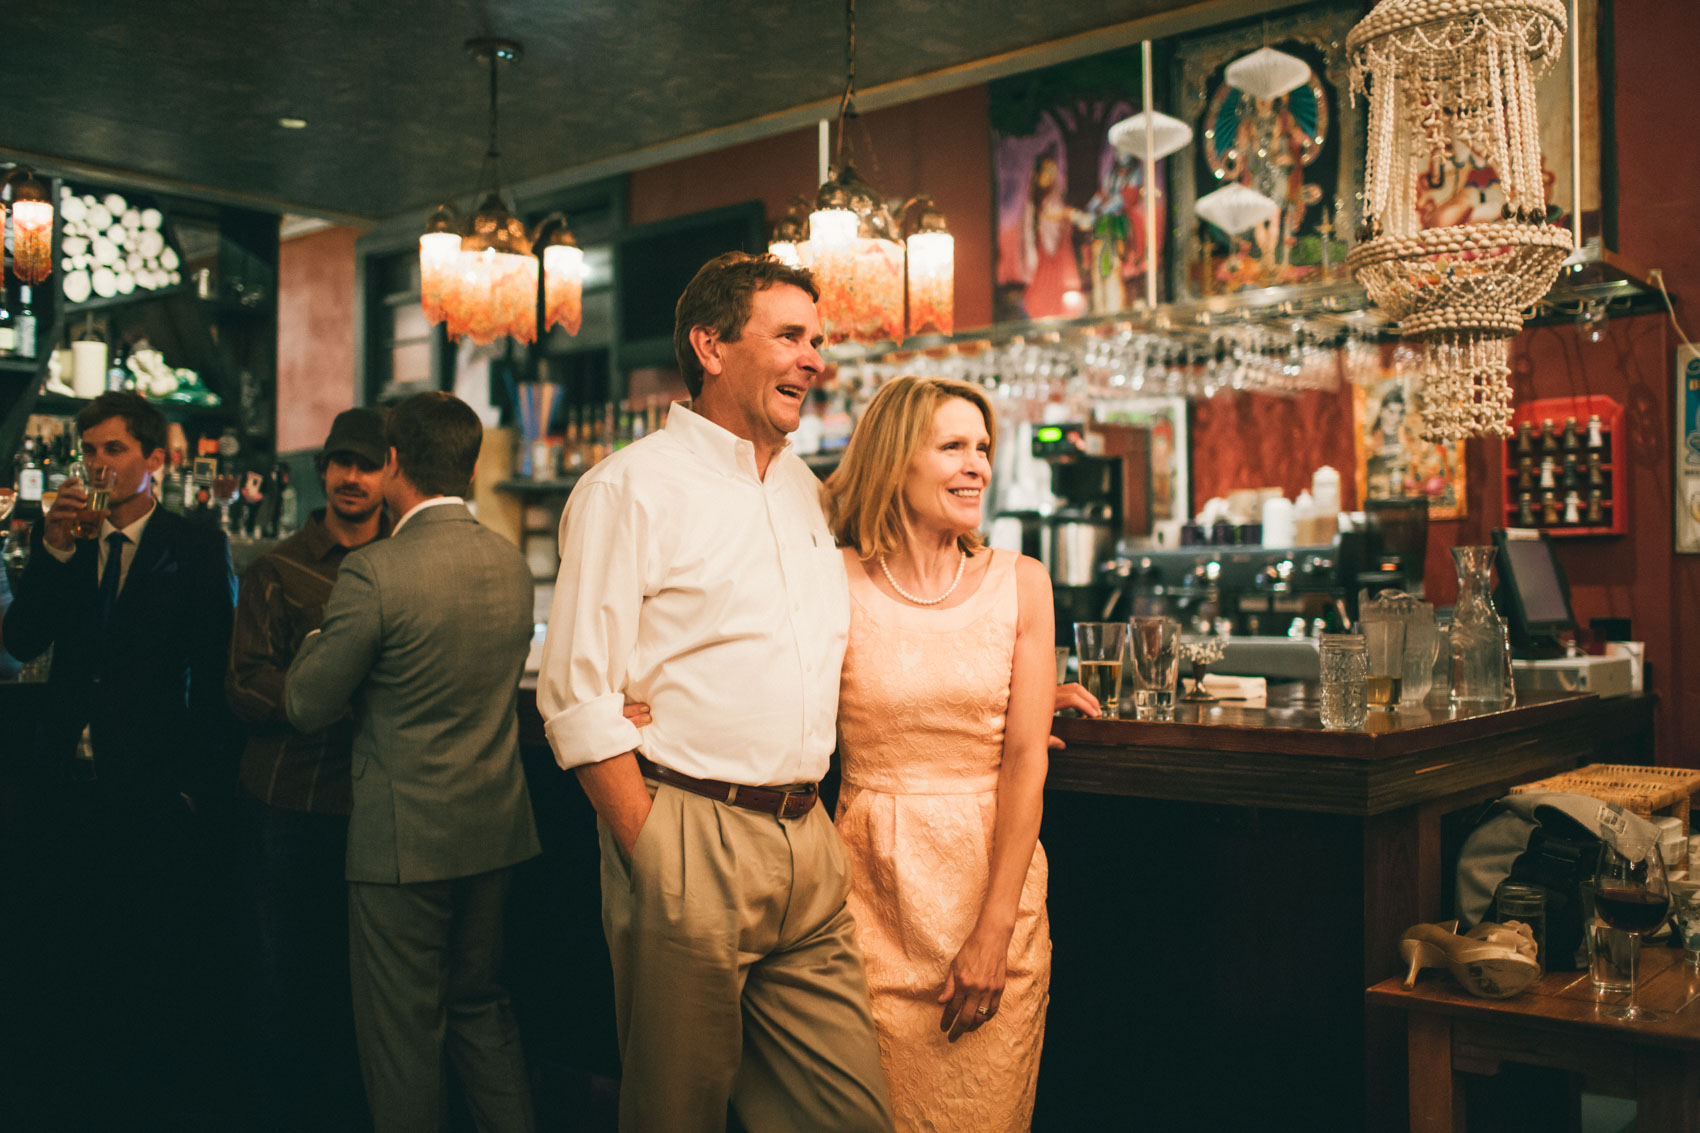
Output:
[
  {"xmin": 2, "ymin": 390, "xmax": 242, "ymax": 1130},
  {"xmin": 287, "ymin": 391, "xmax": 540, "ymax": 1133}
]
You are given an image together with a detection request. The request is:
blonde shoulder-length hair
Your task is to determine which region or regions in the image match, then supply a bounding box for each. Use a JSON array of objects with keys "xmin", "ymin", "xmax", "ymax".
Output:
[{"xmin": 823, "ymin": 375, "xmax": 997, "ymax": 560}]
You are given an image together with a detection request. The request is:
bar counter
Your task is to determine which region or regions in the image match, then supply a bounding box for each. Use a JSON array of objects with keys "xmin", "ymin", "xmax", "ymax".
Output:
[{"xmin": 513, "ymin": 681, "xmax": 1654, "ymax": 1128}]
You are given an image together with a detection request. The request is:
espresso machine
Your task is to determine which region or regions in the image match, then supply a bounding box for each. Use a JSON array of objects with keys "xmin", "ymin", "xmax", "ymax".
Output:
[{"xmin": 1031, "ymin": 424, "xmax": 1124, "ymax": 645}]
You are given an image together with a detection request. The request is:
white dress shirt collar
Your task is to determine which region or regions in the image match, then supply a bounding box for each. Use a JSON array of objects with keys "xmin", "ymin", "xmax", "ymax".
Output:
[
  {"xmin": 665, "ymin": 402, "xmax": 793, "ymax": 484},
  {"xmin": 391, "ymin": 495, "xmax": 463, "ymax": 536}
]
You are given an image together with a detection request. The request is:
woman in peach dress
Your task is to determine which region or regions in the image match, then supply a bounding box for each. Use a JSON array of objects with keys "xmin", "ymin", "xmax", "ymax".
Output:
[{"xmin": 821, "ymin": 376, "xmax": 1058, "ymax": 1132}]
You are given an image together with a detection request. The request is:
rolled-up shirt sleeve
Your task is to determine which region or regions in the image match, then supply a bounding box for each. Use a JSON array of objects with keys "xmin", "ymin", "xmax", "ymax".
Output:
[{"xmin": 537, "ymin": 479, "xmax": 648, "ymax": 771}]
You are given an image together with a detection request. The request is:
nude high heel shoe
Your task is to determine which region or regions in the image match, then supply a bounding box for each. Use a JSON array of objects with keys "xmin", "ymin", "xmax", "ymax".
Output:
[{"xmin": 1399, "ymin": 920, "xmax": 1541, "ymax": 999}]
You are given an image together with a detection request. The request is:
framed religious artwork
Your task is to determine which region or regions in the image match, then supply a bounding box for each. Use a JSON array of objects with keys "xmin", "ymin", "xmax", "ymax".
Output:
[
  {"xmin": 1169, "ymin": 3, "xmax": 1363, "ymax": 298},
  {"xmin": 988, "ymin": 45, "xmax": 1176, "ymax": 324},
  {"xmin": 1353, "ymin": 357, "xmax": 1467, "ymax": 520}
]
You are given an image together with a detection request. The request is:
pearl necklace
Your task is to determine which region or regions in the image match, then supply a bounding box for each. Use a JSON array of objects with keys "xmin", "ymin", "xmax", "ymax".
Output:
[{"xmin": 879, "ymin": 549, "xmax": 967, "ymax": 606}]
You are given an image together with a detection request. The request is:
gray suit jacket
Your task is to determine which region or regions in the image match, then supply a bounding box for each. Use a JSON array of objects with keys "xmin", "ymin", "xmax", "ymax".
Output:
[{"xmin": 286, "ymin": 502, "xmax": 541, "ymax": 884}]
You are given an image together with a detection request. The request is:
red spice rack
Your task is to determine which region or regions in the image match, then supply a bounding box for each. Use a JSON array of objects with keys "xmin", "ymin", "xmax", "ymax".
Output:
[{"xmin": 1498, "ymin": 394, "xmax": 1626, "ymax": 537}]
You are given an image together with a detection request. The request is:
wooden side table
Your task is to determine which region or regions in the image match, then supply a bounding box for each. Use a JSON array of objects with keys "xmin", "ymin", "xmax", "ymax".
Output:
[{"xmin": 1368, "ymin": 945, "xmax": 1700, "ymax": 1131}]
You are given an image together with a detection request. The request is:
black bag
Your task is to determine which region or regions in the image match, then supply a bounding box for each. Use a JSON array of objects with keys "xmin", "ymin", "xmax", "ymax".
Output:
[{"xmin": 1454, "ymin": 792, "xmax": 1606, "ymax": 972}]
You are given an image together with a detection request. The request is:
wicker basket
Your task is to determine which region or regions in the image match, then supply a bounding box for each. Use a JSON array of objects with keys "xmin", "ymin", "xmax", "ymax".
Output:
[{"xmin": 1511, "ymin": 764, "xmax": 1700, "ymax": 834}]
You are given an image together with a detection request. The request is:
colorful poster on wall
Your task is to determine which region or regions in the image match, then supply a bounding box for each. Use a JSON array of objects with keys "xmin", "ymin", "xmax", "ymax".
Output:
[
  {"xmin": 1352, "ymin": 370, "xmax": 1467, "ymax": 519},
  {"xmin": 1170, "ymin": 4, "xmax": 1361, "ymax": 297},
  {"xmin": 989, "ymin": 46, "xmax": 1170, "ymax": 324},
  {"xmin": 1677, "ymin": 345, "xmax": 1700, "ymax": 554}
]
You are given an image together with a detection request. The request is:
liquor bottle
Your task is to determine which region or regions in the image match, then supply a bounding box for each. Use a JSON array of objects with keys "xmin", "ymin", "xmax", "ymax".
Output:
[
  {"xmin": 1540, "ymin": 490, "xmax": 1560, "ymax": 526},
  {"xmin": 1586, "ymin": 413, "xmax": 1606, "ymax": 452},
  {"xmin": 1516, "ymin": 491, "xmax": 1536, "ymax": 527},
  {"xmin": 1587, "ymin": 452, "xmax": 1604, "ymax": 488},
  {"xmin": 107, "ymin": 343, "xmax": 130, "ymax": 393},
  {"xmin": 1516, "ymin": 456, "xmax": 1534, "ymax": 493},
  {"xmin": 1540, "ymin": 419, "xmax": 1558, "ymax": 455},
  {"xmin": 629, "ymin": 399, "xmax": 646, "ymax": 443},
  {"xmin": 0, "ymin": 286, "xmax": 16, "ymax": 357},
  {"xmin": 647, "ymin": 401, "xmax": 662, "ymax": 437},
  {"xmin": 163, "ymin": 451, "xmax": 187, "ymax": 515},
  {"xmin": 1538, "ymin": 457, "xmax": 1556, "ymax": 491},
  {"xmin": 13, "ymin": 286, "xmax": 36, "ymax": 361},
  {"xmin": 276, "ymin": 466, "xmax": 298, "ymax": 534},
  {"xmin": 1563, "ymin": 490, "xmax": 1581, "ymax": 525},
  {"xmin": 1561, "ymin": 416, "xmax": 1580, "ymax": 453},
  {"xmin": 615, "ymin": 407, "xmax": 633, "ymax": 450},
  {"xmin": 15, "ymin": 435, "xmax": 44, "ymax": 521},
  {"xmin": 1561, "ymin": 452, "xmax": 1579, "ymax": 492},
  {"xmin": 1586, "ymin": 489, "xmax": 1605, "ymax": 526},
  {"xmin": 1515, "ymin": 421, "xmax": 1534, "ymax": 458}
]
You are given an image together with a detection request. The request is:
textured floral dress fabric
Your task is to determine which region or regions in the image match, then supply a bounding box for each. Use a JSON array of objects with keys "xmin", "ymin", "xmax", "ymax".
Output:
[{"xmin": 835, "ymin": 548, "xmax": 1050, "ymax": 1132}]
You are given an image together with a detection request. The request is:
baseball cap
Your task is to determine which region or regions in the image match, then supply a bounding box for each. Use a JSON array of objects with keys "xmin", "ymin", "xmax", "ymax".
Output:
[{"xmin": 321, "ymin": 408, "xmax": 387, "ymax": 468}]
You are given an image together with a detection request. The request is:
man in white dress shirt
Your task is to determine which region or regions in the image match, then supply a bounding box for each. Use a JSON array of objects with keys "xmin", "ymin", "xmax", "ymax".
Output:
[{"xmin": 537, "ymin": 252, "xmax": 893, "ymax": 1131}]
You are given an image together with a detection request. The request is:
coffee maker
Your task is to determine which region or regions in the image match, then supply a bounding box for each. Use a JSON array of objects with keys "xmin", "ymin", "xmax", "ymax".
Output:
[{"xmin": 1032, "ymin": 424, "xmax": 1123, "ymax": 644}]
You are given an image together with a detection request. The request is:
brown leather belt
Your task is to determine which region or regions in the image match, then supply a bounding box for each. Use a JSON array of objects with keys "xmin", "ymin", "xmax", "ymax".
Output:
[{"xmin": 635, "ymin": 754, "xmax": 819, "ymax": 819}]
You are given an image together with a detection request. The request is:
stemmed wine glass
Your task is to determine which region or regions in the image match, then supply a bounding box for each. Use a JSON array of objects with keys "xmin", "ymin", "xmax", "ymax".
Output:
[{"xmin": 1593, "ymin": 833, "xmax": 1672, "ymax": 1022}]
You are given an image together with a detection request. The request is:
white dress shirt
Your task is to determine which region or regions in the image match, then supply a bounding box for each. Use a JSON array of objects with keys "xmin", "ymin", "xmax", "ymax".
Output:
[
  {"xmin": 390, "ymin": 495, "xmax": 464, "ymax": 535},
  {"xmin": 537, "ymin": 403, "xmax": 848, "ymax": 787},
  {"xmin": 44, "ymin": 499, "xmax": 156, "ymax": 597}
]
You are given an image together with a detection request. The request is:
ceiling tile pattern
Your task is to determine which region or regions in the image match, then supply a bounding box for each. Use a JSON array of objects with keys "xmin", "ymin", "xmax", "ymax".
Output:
[{"xmin": 4, "ymin": 0, "xmax": 1201, "ymax": 221}]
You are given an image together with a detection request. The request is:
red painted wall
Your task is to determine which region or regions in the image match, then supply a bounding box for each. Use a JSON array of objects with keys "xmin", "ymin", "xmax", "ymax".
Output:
[
  {"xmin": 276, "ymin": 226, "xmax": 359, "ymax": 453},
  {"xmin": 628, "ymin": 86, "xmax": 995, "ymax": 331}
]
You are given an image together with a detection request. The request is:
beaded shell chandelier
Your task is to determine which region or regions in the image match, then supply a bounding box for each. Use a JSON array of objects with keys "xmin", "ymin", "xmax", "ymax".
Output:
[{"xmin": 1345, "ymin": 0, "xmax": 1572, "ymax": 442}]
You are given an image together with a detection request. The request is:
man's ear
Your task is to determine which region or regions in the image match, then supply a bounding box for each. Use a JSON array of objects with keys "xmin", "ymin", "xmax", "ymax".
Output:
[{"xmin": 689, "ymin": 326, "xmax": 725, "ymax": 378}]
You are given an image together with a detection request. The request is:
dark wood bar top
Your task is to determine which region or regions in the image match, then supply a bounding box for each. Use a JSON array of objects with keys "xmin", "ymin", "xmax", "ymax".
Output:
[{"xmin": 1045, "ymin": 687, "xmax": 1656, "ymax": 816}]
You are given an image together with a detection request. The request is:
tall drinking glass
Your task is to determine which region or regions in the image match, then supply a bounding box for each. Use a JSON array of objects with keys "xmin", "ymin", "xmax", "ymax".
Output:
[
  {"xmin": 1128, "ymin": 616, "xmax": 1180, "ymax": 720},
  {"xmin": 1593, "ymin": 831, "xmax": 1672, "ymax": 1022},
  {"xmin": 1361, "ymin": 614, "xmax": 1406, "ymax": 711},
  {"xmin": 1073, "ymin": 623, "xmax": 1126, "ymax": 718}
]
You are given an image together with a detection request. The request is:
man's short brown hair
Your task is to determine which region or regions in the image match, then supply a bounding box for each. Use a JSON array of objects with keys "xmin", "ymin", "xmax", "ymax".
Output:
[
  {"xmin": 673, "ymin": 252, "xmax": 819, "ymax": 398},
  {"xmin": 75, "ymin": 391, "xmax": 167, "ymax": 456},
  {"xmin": 386, "ymin": 392, "xmax": 482, "ymax": 498}
]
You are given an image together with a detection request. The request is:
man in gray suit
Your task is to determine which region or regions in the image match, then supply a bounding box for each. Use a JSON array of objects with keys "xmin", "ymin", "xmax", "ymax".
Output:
[{"xmin": 287, "ymin": 391, "xmax": 539, "ymax": 1133}]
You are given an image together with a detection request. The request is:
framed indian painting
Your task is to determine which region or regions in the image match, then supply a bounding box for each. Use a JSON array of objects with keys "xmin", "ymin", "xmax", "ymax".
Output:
[{"xmin": 989, "ymin": 45, "xmax": 1175, "ymax": 324}]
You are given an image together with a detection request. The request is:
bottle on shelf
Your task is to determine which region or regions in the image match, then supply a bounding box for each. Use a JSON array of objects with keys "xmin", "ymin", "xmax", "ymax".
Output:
[
  {"xmin": 615, "ymin": 406, "xmax": 634, "ymax": 451},
  {"xmin": 1586, "ymin": 413, "xmax": 1606, "ymax": 452},
  {"xmin": 1586, "ymin": 489, "xmax": 1605, "ymax": 526},
  {"xmin": 1587, "ymin": 452, "xmax": 1605, "ymax": 488},
  {"xmin": 0, "ymin": 284, "xmax": 14, "ymax": 357},
  {"xmin": 15, "ymin": 435, "xmax": 44, "ymax": 522},
  {"xmin": 107, "ymin": 341, "xmax": 131, "ymax": 393},
  {"xmin": 1540, "ymin": 490, "xmax": 1561, "ymax": 526},
  {"xmin": 1515, "ymin": 421, "xmax": 1534, "ymax": 458},
  {"xmin": 1516, "ymin": 491, "xmax": 1536, "ymax": 527},
  {"xmin": 1561, "ymin": 416, "xmax": 1580, "ymax": 453},
  {"xmin": 1563, "ymin": 491, "xmax": 1582, "ymax": 525},
  {"xmin": 13, "ymin": 285, "xmax": 36, "ymax": 361},
  {"xmin": 1540, "ymin": 418, "xmax": 1558, "ymax": 455},
  {"xmin": 277, "ymin": 465, "xmax": 298, "ymax": 535}
]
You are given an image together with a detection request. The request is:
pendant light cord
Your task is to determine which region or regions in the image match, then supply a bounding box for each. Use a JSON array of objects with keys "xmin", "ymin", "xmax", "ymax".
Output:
[
  {"xmin": 487, "ymin": 49, "xmax": 502, "ymax": 162},
  {"xmin": 834, "ymin": 0, "xmax": 856, "ymax": 170}
]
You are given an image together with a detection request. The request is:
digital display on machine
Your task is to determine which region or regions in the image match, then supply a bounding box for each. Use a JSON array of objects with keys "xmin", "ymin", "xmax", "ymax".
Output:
[
  {"xmin": 1501, "ymin": 534, "xmax": 1573, "ymax": 628},
  {"xmin": 1031, "ymin": 423, "xmax": 1086, "ymax": 458}
]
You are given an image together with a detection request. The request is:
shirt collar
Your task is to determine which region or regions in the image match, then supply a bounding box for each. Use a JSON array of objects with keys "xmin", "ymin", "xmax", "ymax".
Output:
[
  {"xmin": 664, "ymin": 402, "xmax": 792, "ymax": 484},
  {"xmin": 101, "ymin": 499, "xmax": 156, "ymax": 546},
  {"xmin": 300, "ymin": 508, "xmax": 392, "ymax": 560},
  {"xmin": 391, "ymin": 495, "xmax": 463, "ymax": 536}
]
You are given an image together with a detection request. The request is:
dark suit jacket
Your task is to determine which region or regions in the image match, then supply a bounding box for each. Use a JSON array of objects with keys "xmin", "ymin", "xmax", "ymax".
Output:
[
  {"xmin": 286, "ymin": 502, "xmax": 540, "ymax": 884},
  {"xmin": 3, "ymin": 506, "xmax": 240, "ymax": 805}
]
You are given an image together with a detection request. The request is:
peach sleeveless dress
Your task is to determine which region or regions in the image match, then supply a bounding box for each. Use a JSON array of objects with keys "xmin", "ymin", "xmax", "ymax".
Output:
[{"xmin": 835, "ymin": 548, "xmax": 1051, "ymax": 1133}]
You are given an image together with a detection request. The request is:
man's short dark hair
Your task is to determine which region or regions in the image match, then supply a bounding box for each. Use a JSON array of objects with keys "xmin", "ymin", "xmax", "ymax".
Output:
[
  {"xmin": 386, "ymin": 392, "xmax": 482, "ymax": 498},
  {"xmin": 673, "ymin": 252, "xmax": 819, "ymax": 398},
  {"xmin": 75, "ymin": 391, "xmax": 167, "ymax": 456}
]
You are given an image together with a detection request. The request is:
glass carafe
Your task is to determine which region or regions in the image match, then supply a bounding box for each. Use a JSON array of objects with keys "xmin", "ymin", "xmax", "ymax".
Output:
[{"xmin": 1450, "ymin": 546, "xmax": 1512, "ymax": 706}]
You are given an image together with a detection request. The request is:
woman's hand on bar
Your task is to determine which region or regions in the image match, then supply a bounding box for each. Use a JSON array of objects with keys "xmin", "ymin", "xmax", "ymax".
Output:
[{"xmin": 1048, "ymin": 682, "xmax": 1101, "ymax": 749}]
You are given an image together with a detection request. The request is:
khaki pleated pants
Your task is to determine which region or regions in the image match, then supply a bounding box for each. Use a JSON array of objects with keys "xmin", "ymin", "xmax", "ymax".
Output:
[{"xmin": 600, "ymin": 780, "xmax": 895, "ymax": 1133}]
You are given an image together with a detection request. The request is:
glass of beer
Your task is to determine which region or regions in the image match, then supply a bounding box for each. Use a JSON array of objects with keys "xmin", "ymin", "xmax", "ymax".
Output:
[
  {"xmin": 70, "ymin": 464, "xmax": 114, "ymax": 540},
  {"xmin": 1073, "ymin": 622, "xmax": 1127, "ymax": 718},
  {"xmin": 1361, "ymin": 611, "xmax": 1406, "ymax": 711}
]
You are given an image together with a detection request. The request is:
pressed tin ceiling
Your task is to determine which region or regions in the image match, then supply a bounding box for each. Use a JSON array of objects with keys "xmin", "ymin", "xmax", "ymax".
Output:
[{"xmin": 0, "ymin": 0, "xmax": 1295, "ymax": 224}]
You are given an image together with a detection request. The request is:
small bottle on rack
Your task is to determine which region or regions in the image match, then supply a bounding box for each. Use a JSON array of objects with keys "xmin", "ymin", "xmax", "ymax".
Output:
[
  {"xmin": 1587, "ymin": 451, "xmax": 1605, "ymax": 488},
  {"xmin": 1517, "ymin": 456, "xmax": 1534, "ymax": 493},
  {"xmin": 1540, "ymin": 490, "xmax": 1561, "ymax": 526},
  {"xmin": 1586, "ymin": 489, "xmax": 1605, "ymax": 526},
  {"xmin": 1539, "ymin": 457, "xmax": 1556, "ymax": 490},
  {"xmin": 1515, "ymin": 421, "xmax": 1534, "ymax": 458},
  {"xmin": 1563, "ymin": 491, "xmax": 1582, "ymax": 526},
  {"xmin": 1540, "ymin": 418, "xmax": 1559, "ymax": 455},
  {"xmin": 1586, "ymin": 413, "xmax": 1606, "ymax": 452},
  {"xmin": 1561, "ymin": 452, "xmax": 1580, "ymax": 492},
  {"xmin": 1517, "ymin": 491, "xmax": 1536, "ymax": 527},
  {"xmin": 1561, "ymin": 416, "xmax": 1580, "ymax": 453}
]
